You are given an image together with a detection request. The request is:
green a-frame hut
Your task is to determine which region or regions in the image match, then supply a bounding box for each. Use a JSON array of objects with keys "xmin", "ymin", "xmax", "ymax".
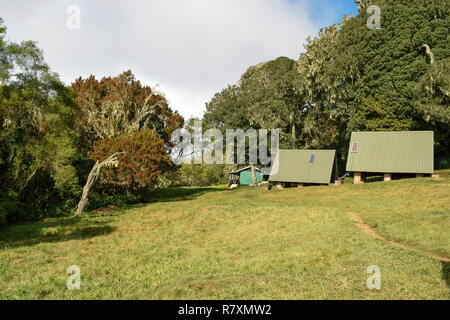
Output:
[
  {"xmin": 269, "ymin": 149, "xmax": 337, "ymax": 187},
  {"xmin": 346, "ymin": 131, "xmax": 434, "ymax": 183}
]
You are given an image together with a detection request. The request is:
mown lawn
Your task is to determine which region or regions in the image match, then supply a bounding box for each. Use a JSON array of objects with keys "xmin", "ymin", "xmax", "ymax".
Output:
[{"xmin": 0, "ymin": 171, "xmax": 449, "ymax": 300}]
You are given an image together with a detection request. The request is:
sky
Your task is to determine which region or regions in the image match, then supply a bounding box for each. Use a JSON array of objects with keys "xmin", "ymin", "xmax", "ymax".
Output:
[{"xmin": 0, "ymin": 0, "xmax": 358, "ymax": 119}]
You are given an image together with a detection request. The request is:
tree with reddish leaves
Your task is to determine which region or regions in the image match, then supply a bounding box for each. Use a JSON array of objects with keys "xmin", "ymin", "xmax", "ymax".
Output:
[
  {"xmin": 72, "ymin": 70, "xmax": 184, "ymax": 151},
  {"xmin": 89, "ymin": 129, "xmax": 173, "ymax": 196}
]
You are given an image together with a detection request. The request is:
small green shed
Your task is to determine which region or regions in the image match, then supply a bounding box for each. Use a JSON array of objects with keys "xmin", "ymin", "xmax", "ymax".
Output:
[
  {"xmin": 269, "ymin": 149, "xmax": 337, "ymax": 184},
  {"xmin": 346, "ymin": 131, "xmax": 434, "ymax": 174},
  {"xmin": 228, "ymin": 166, "xmax": 265, "ymax": 186},
  {"xmin": 239, "ymin": 171, "xmax": 264, "ymax": 185}
]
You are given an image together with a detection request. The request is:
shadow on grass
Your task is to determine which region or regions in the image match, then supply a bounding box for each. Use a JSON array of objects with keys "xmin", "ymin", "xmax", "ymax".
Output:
[
  {"xmin": 0, "ymin": 187, "xmax": 225, "ymax": 249},
  {"xmin": 0, "ymin": 217, "xmax": 116, "ymax": 249},
  {"xmin": 364, "ymin": 174, "xmax": 423, "ymax": 183},
  {"xmin": 442, "ymin": 262, "xmax": 450, "ymax": 293},
  {"xmin": 142, "ymin": 186, "xmax": 226, "ymax": 203},
  {"xmin": 365, "ymin": 176, "xmax": 384, "ymax": 183}
]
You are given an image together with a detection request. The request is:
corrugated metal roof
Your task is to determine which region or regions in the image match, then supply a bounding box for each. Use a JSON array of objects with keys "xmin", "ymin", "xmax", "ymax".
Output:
[
  {"xmin": 269, "ymin": 149, "xmax": 336, "ymax": 184},
  {"xmin": 346, "ymin": 131, "xmax": 434, "ymax": 174}
]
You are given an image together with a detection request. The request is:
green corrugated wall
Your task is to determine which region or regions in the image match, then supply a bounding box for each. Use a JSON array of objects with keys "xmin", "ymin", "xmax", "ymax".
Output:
[
  {"xmin": 269, "ymin": 150, "xmax": 336, "ymax": 184},
  {"xmin": 346, "ymin": 131, "xmax": 434, "ymax": 174},
  {"xmin": 239, "ymin": 171, "xmax": 263, "ymax": 185}
]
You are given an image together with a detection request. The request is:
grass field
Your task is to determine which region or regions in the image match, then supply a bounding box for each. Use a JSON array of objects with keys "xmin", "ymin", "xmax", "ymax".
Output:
[{"xmin": 0, "ymin": 171, "xmax": 449, "ymax": 299}]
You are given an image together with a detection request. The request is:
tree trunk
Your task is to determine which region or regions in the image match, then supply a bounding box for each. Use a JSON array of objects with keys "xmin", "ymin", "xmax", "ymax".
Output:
[
  {"xmin": 289, "ymin": 112, "xmax": 296, "ymax": 149},
  {"xmin": 250, "ymin": 164, "xmax": 257, "ymax": 186},
  {"xmin": 75, "ymin": 152, "xmax": 124, "ymax": 216},
  {"xmin": 76, "ymin": 161, "xmax": 100, "ymax": 216},
  {"xmin": 19, "ymin": 166, "xmax": 40, "ymax": 193},
  {"xmin": 291, "ymin": 122, "xmax": 296, "ymax": 149}
]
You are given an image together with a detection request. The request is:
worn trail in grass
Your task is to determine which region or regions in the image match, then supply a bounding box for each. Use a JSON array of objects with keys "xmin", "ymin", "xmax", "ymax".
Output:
[
  {"xmin": 348, "ymin": 212, "xmax": 450, "ymax": 263},
  {"xmin": 0, "ymin": 173, "xmax": 449, "ymax": 299}
]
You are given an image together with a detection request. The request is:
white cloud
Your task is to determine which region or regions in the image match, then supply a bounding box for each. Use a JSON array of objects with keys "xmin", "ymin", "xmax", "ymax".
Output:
[{"xmin": 1, "ymin": 0, "xmax": 324, "ymax": 118}]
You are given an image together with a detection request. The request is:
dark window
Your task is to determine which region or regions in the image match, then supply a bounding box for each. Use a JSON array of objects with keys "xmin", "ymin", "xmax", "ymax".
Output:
[
  {"xmin": 309, "ymin": 154, "xmax": 315, "ymax": 163},
  {"xmin": 352, "ymin": 142, "xmax": 359, "ymax": 153}
]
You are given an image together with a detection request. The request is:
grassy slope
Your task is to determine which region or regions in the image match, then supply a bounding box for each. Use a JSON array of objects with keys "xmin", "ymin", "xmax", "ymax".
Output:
[{"xmin": 0, "ymin": 172, "xmax": 449, "ymax": 300}]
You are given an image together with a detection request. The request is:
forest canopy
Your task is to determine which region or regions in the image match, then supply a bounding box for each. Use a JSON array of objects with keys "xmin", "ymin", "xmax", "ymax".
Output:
[{"xmin": 204, "ymin": 0, "xmax": 449, "ymax": 168}]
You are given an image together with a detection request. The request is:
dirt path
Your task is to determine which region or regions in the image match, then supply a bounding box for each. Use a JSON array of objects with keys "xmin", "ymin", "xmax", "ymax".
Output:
[{"xmin": 348, "ymin": 212, "xmax": 450, "ymax": 263}]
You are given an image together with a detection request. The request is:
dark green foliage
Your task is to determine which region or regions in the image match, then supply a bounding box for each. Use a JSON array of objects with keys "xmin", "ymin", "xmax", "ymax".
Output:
[
  {"xmin": 415, "ymin": 57, "xmax": 450, "ymax": 163},
  {"xmin": 298, "ymin": 0, "xmax": 449, "ymax": 142},
  {"xmin": 351, "ymin": 97, "xmax": 415, "ymax": 131},
  {"xmin": 85, "ymin": 192, "xmax": 140, "ymax": 211},
  {"xmin": 0, "ymin": 190, "xmax": 23, "ymax": 228},
  {"xmin": 169, "ymin": 164, "xmax": 230, "ymax": 187},
  {"xmin": 0, "ymin": 19, "xmax": 80, "ymax": 223}
]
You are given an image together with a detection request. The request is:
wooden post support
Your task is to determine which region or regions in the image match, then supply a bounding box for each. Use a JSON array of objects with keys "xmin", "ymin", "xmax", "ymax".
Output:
[
  {"xmin": 297, "ymin": 183, "xmax": 305, "ymax": 188},
  {"xmin": 432, "ymin": 173, "xmax": 440, "ymax": 179},
  {"xmin": 334, "ymin": 180, "xmax": 343, "ymax": 186},
  {"xmin": 384, "ymin": 173, "xmax": 392, "ymax": 182},
  {"xmin": 354, "ymin": 172, "xmax": 364, "ymax": 184},
  {"xmin": 276, "ymin": 183, "xmax": 284, "ymax": 190},
  {"xmin": 416, "ymin": 173, "xmax": 424, "ymax": 178}
]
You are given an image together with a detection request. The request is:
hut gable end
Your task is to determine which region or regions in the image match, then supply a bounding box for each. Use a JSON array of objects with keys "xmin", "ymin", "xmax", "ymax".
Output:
[{"xmin": 345, "ymin": 131, "xmax": 434, "ymax": 174}]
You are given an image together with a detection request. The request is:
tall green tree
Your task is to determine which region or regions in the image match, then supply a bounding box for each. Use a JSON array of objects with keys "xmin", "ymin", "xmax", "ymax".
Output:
[
  {"xmin": 415, "ymin": 57, "xmax": 450, "ymax": 165},
  {"xmin": 205, "ymin": 57, "xmax": 303, "ymax": 147},
  {"xmin": 295, "ymin": 25, "xmax": 348, "ymax": 150},
  {"xmin": 0, "ymin": 18, "xmax": 80, "ymax": 221},
  {"xmin": 294, "ymin": 0, "xmax": 449, "ymax": 165}
]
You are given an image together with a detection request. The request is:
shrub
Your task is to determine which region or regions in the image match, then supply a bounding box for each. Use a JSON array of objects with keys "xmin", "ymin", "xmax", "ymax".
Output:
[
  {"xmin": 86, "ymin": 192, "xmax": 140, "ymax": 211},
  {"xmin": 170, "ymin": 164, "xmax": 231, "ymax": 187}
]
